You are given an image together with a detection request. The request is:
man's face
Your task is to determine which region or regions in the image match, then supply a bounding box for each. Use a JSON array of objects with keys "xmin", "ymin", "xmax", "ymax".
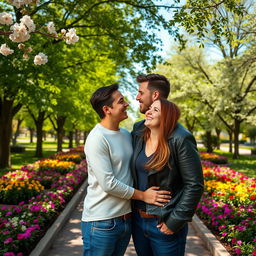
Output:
[
  {"xmin": 136, "ymin": 81, "xmax": 154, "ymax": 114},
  {"xmin": 108, "ymin": 90, "xmax": 129, "ymax": 122}
]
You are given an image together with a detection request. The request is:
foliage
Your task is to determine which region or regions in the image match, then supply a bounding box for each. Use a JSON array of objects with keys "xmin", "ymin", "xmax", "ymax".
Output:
[{"xmin": 200, "ymin": 152, "xmax": 228, "ymax": 164}]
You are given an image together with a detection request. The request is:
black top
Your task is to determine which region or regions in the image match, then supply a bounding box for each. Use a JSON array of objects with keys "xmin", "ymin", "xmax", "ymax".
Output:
[{"xmin": 134, "ymin": 143, "xmax": 153, "ymax": 211}]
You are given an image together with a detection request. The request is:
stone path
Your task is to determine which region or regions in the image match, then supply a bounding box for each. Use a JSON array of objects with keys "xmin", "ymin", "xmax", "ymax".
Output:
[{"xmin": 47, "ymin": 200, "xmax": 211, "ymax": 256}]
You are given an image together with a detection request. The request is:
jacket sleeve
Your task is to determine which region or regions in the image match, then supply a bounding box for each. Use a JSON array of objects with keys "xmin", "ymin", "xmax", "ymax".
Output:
[{"xmin": 164, "ymin": 134, "xmax": 204, "ymax": 233}]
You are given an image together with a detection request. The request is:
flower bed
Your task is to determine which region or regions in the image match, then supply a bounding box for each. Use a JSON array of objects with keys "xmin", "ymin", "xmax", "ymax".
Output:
[
  {"xmin": 0, "ymin": 146, "xmax": 87, "ymax": 256},
  {"xmin": 200, "ymin": 152, "xmax": 228, "ymax": 164},
  {"xmin": 50, "ymin": 151, "xmax": 85, "ymax": 164},
  {"xmin": 197, "ymin": 161, "xmax": 256, "ymax": 256}
]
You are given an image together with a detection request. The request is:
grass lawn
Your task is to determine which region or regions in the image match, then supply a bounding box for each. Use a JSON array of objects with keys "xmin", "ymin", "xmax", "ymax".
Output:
[{"xmin": 0, "ymin": 139, "xmax": 76, "ymax": 176}]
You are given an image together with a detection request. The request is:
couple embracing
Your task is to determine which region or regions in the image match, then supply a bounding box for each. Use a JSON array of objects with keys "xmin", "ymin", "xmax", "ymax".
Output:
[{"xmin": 81, "ymin": 74, "xmax": 204, "ymax": 256}]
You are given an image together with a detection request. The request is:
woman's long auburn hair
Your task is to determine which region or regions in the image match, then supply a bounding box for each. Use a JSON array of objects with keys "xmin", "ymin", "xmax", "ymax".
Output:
[{"xmin": 143, "ymin": 99, "xmax": 180, "ymax": 171}]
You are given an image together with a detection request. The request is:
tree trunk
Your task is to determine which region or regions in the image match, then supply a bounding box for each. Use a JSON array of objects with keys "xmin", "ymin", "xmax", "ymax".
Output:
[
  {"xmin": 56, "ymin": 115, "xmax": 66, "ymax": 152},
  {"xmin": 35, "ymin": 112, "xmax": 46, "ymax": 157},
  {"xmin": 227, "ymin": 130, "xmax": 233, "ymax": 153},
  {"xmin": 0, "ymin": 98, "xmax": 22, "ymax": 168},
  {"xmin": 83, "ymin": 131, "xmax": 89, "ymax": 144},
  {"xmin": 206, "ymin": 131, "xmax": 213, "ymax": 153},
  {"xmin": 12, "ymin": 118, "xmax": 23, "ymax": 146},
  {"xmin": 29, "ymin": 128, "xmax": 34, "ymax": 143},
  {"xmin": 75, "ymin": 129, "xmax": 80, "ymax": 146},
  {"xmin": 68, "ymin": 131, "xmax": 73, "ymax": 148},
  {"xmin": 215, "ymin": 128, "xmax": 221, "ymax": 150},
  {"xmin": 233, "ymin": 120, "xmax": 240, "ymax": 159},
  {"xmin": 0, "ymin": 99, "xmax": 13, "ymax": 168}
]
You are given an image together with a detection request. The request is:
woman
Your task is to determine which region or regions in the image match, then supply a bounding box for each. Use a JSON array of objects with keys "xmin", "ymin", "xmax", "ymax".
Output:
[{"xmin": 131, "ymin": 99, "xmax": 204, "ymax": 256}]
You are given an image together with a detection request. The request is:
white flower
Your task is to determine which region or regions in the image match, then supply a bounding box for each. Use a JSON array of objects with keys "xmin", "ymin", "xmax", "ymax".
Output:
[
  {"xmin": 0, "ymin": 12, "xmax": 13, "ymax": 25},
  {"xmin": 18, "ymin": 43, "xmax": 25, "ymax": 49},
  {"xmin": 0, "ymin": 44, "xmax": 14, "ymax": 56},
  {"xmin": 8, "ymin": 0, "xmax": 35, "ymax": 8},
  {"xmin": 65, "ymin": 28, "xmax": 79, "ymax": 44},
  {"xmin": 9, "ymin": 23, "xmax": 30, "ymax": 42},
  {"xmin": 27, "ymin": 47, "xmax": 32, "ymax": 53},
  {"xmin": 47, "ymin": 21, "xmax": 57, "ymax": 35},
  {"xmin": 34, "ymin": 52, "xmax": 48, "ymax": 65},
  {"xmin": 20, "ymin": 15, "xmax": 35, "ymax": 32},
  {"xmin": 23, "ymin": 53, "xmax": 29, "ymax": 59},
  {"xmin": 61, "ymin": 29, "xmax": 66, "ymax": 35}
]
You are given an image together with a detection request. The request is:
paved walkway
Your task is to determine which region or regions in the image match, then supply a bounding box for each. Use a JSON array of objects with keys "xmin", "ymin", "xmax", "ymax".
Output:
[{"xmin": 47, "ymin": 200, "xmax": 211, "ymax": 256}]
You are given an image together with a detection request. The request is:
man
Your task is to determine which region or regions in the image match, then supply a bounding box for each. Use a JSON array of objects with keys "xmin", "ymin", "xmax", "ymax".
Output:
[
  {"xmin": 131, "ymin": 74, "xmax": 204, "ymax": 255},
  {"xmin": 81, "ymin": 83, "xmax": 171, "ymax": 256}
]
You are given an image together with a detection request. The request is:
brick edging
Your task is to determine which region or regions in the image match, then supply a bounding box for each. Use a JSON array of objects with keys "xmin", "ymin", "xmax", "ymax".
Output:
[{"xmin": 191, "ymin": 214, "xmax": 231, "ymax": 256}]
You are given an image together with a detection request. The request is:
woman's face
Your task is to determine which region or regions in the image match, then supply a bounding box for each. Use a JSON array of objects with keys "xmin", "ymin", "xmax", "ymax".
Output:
[{"xmin": 144, "ymin": 100, "xmax": 161, "ymax": 129}]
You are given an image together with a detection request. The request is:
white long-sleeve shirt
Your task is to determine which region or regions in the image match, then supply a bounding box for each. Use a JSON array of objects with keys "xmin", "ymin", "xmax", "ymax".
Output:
[{"xmin": 82, "ymin": 123, "xmax": 134, "ymax": 221}]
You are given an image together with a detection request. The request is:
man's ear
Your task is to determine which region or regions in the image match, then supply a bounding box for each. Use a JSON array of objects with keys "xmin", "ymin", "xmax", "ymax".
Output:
[
  {"xmin": 102, "ymin": 105, "xmax": 111, "ymax": 115},
  {"xmin": 152, "ymin": 90, "xmax": 160, "ymax": 101}
]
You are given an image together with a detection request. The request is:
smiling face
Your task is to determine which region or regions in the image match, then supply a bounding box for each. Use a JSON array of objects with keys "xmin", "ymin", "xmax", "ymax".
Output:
[
  {"xmin": 144, "ymin": 100, "xmax": 161, "ymax": 129},
  {"xmin": 136, "ymin": 81, "xmax": 155, "ymax": 114},
  {"xmin": 106, "ymin": 90, "xmax": 129, "ymax": 122}
]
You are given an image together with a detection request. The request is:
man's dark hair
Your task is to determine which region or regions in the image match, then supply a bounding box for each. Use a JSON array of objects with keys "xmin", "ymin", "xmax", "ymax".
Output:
[
  {"xmin": 136, "ymin": 73, "xmax": 170, "ymax": 98},
  {"xmin": 90, "ymin": 84, "xmax": 119, "ymax": 119}
]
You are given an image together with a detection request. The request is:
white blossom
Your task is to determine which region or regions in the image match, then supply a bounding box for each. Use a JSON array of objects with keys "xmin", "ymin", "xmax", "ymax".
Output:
[
  {"xmin": 0, "ymin": 44, "xmax": 14, "ymax": 56},
  {"xmin": 65, "ymin": 28, "xmax": 79, "ymax": 44},
  {"xmin": 7, "ymin": 0, "xmax": 36, "ymax": 8},
  {"xmin": 9, "ymin": 23, "xmax": 30, "ymax": 42},
  {"xmin": 23, "ymin": 53, "xmax": 29, "ymax": 59},
  {"xmin": 47, "ymin": 21, "xmax": 57, "ymax": 35},
  {"xmin": 18, "ymin": 43, "xmax": 25, "ymax": 49},
  {"xmin": 20, "ymin": 15, "xmax": 35, "ymax": 32},
  {"xmin": 0, "ymin": 12, "xmax": 13, "ymax": 25},
  {"xmin": 34, "ymin": 52, "xmax": 48, "ymax": 65},
  {"xmin": 61, "ymin": 29, "xmax": 66, "ymax": 35}
]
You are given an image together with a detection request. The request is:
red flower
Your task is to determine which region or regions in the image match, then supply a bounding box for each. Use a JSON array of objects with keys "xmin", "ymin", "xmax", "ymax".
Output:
[
  {"xmin": 229, "ymin": 195, "xmax": 235, "ymax": 200},
  {"xmin": 250, "ymin": 196, "xmax": 255, "ymax": 200}
]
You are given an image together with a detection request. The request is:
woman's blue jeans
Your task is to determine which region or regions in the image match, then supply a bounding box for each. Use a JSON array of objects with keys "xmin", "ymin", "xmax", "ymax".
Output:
[
  {"xmin": 81, "ymin": 217, "xmax": 131, "ymax": 256},
  {"xmin": 132, "ymin": 211, "xmax": 188, "ymax": 256}
]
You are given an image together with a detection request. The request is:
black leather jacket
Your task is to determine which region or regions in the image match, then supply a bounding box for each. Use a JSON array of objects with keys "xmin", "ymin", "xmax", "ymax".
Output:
[{"xmin": 131, "ymin": 120, "xmax": 204, "ymax": 233}]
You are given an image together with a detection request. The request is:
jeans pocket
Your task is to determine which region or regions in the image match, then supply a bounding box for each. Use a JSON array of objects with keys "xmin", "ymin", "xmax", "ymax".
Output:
[{"xmin": 92, "ymin": 219, "xmax": 116, "ymax": 231}]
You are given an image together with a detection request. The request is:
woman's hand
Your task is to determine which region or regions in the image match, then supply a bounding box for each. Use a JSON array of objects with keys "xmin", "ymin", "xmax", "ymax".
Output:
[
  {"xmin": 157, "ymin": 222, "xmax": 174, "ymax": 235},
  {"xmin": 142, "ymin": 186, "xmax": 171, "ymax": 206}
]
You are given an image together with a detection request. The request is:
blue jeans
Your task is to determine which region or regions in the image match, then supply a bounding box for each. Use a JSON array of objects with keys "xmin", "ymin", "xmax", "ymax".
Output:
[
  {"xmin": 81, "ymin": 217, "xmax": 131, "ymax": 256},
  {"xmin": 132, "ymin": 212, "xmax": 188, "ymax": 256}
]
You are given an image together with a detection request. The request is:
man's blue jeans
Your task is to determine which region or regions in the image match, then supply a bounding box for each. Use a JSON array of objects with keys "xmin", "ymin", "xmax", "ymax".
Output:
[
  {"xmin": 81, "ymin": 217, "xmax": 131, "ymax": 256},
  {"xmin": 132, "ymin": 211, "xmax": 188, "ymax": 256}
]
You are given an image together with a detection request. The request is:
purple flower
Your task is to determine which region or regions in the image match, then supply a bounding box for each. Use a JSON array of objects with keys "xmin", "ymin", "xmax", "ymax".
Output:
[
  {"xmin": 234, "ymin": 248, "xmax": 241, "ymax": 255},
  {"xmin": 6, "ymin": 211, "xmax": 12, "ymax": 216},
  {"xmin": 4, "ymin": 253, "xmax": 15, "ymax": 256},
  {"xmin": 237, "ymin": 226, "xmax": 246, "ymax": 232},
  {"xmin": 4, "ymin": 237, "xmax": 13, "ymax": 244},
  {"xmin": 221, "ymin": 232, "xmax": 227, "ymax": 237}
]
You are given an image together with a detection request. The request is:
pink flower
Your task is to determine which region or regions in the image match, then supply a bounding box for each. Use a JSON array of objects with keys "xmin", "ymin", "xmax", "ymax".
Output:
[
  {"xmin": 234, "ymin": 248, "xmax": 241, "ymax": 255},
  {"xmin": 221, "ymin": 232, "xmax": 227, "ymax": 237},
  {"xmin": 4, "ymin": 237, "xmax": 13, "ymax": 244},
  {"xmin": 4, "ymin": 253, "xmax": 15, "ymax": 256},
  {"xmin": 6, "ymin": 211, "xmax": 12, "ymax": 216},
  {"xmin": 237, "ymin": 240, "xmax": 242, "ymax": 246}
]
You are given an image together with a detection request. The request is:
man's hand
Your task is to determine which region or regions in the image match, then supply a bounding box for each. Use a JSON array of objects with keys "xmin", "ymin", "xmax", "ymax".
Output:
[{"xmin": 156, "ymin": 222, "xmax": 174, "ymax": 235}]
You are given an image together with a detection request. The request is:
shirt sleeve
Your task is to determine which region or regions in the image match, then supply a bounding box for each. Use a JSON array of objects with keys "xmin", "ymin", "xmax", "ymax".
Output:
[{"xmin": 85, "ymin": 133, "xmax": 134, "ymax": 200}]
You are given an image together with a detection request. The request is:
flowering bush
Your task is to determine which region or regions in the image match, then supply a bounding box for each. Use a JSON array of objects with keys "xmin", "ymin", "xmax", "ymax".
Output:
[
  {"xmin": 34, "ymin": 159, "xmax": 76, "ymax": 174},
  {"xmin": 51, "ymin": 152, "xmax": 84, "ymax": 164},
  {"xmin": 0, "ymin": 0, "xmax": 79, "ymax": 63},
  {"xmin": 197, "ymin": 162, "xmax": 256, "ymax": 255},
  {"xmin": 0, "ymin": 171, "xmax": 44, "ymax": 205},
  {"xmin": 200, "ymin": 152, "xmax": 228, "ymax": 164},
  {"xmin": 0, "ymin": 149, "xmax": 87, "ymax": 255}
]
